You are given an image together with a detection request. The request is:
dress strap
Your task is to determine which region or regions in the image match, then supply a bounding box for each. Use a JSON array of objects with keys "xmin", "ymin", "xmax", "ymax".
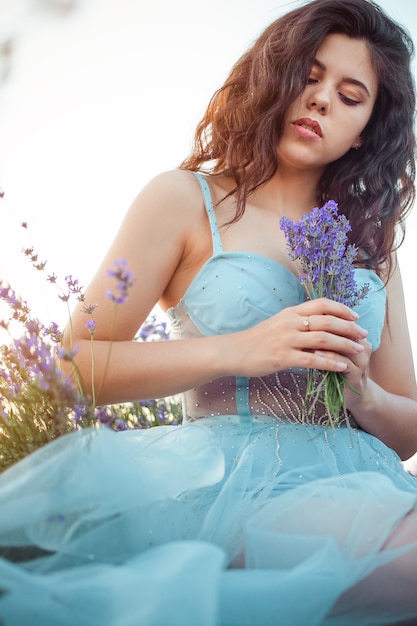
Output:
[{"xmin": 193, "ymin": 172, "xmax": 223, "ymax": 255}]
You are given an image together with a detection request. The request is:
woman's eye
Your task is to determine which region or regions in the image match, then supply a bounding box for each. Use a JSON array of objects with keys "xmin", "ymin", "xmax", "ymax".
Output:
[
  {"xmin": 339, "ymin": 93, "xmax": 361, "ymax": 106},
  {"xmin": 307, "ymin": 77, "xmax": 318, "ymax": 84}
]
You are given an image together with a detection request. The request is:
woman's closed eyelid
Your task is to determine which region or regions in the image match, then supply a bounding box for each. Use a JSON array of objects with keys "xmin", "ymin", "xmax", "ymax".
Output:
[
  {"xmin": 307, "ymin": 78, "xmax": 361, "ymax": 105},
  {"xmin": 339, "ymin": 92, "xmax": 361, "ymax": 105}
]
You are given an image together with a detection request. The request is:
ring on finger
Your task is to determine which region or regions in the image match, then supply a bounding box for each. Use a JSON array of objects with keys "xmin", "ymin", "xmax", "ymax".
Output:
[{"xmin": 303, "ymin": 316, "xmax": 310, "ymax": 330}]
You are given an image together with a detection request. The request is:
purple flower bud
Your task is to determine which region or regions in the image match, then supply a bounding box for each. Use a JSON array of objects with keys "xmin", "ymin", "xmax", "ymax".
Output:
[
  {"xmin": 106, "ymin": 259, "xmax": 135, "ymax": 305},
  {"xmin": 86, "ymin": 319, "xmax": 97, "ymax": 335}
]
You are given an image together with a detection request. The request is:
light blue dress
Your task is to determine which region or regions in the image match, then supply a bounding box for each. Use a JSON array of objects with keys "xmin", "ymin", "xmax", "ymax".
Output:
[{"xmin": 0, "ymin": 171, "xmax": 417, "ymax": 625}]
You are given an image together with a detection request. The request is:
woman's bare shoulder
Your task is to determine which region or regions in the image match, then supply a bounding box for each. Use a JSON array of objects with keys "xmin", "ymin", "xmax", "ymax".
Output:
[{"xmin": 135, "ymin": 169, "xmax": 204, "ymax": 213}]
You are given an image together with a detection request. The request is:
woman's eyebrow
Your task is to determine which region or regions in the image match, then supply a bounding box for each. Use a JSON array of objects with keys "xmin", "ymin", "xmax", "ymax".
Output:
[{"xmin": 312, "ymin": 58, "xmax": 371, "ymax": 98}]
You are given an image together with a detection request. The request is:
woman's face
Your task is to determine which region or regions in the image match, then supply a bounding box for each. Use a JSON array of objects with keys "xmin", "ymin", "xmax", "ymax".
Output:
[{"xmin": 278, "ymin": 33, "xmax": 378, "ymax": 175}]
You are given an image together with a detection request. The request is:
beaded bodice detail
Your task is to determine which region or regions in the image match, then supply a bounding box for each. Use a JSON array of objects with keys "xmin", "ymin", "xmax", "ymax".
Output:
[{"xmin": 167, "ymin": 173, "xmax": 386, "ymax": 426}]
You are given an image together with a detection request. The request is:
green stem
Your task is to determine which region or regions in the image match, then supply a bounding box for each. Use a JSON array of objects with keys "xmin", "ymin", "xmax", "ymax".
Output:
[
  {"xmin": 96, "ymin": 304, "xmax": 118, "ymax": 403},
  {"xmin": 90, "ymin": 334, "xmax": 96, "ymax": 409}
]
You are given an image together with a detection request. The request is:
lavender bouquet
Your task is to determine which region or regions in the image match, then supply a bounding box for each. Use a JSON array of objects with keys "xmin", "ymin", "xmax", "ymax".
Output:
[{"xmin": 280, "ymin": 200, "xmax": 370, "ymax": 427}]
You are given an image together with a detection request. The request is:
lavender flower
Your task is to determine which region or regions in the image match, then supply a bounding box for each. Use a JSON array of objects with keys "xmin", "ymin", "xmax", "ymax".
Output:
[
  {"xmin": 23, "ymin": 240, "xmax": 87, "ymax": 306},
  {"xmin": 64, "ymin": 275, "xmax": 85, "ymax": 302},
  {"xmin": 106, "ymin": 259, "xmax": 134, "ymax": 304},
  {"xmin": 81, "ymin": 304, "xmax": 98, "ymax": 316},
  {"xmin": 280, "ymin": 201, "xmax": 370, "ymax": 426},
  {"xmin": 85, "ymin": 319, "xmax": 96, "ymax": 336},
  {"xmin": 280, "ymin": 201, "xmax": 369, "ymax": 306},
  {"xmin": 0, "ymin": 276, "xmax": 96, "ymax": 470},
  {"xmin": 45, "ymin": 321, "xmax": 63, "ymax": 343},
  {"xmin": 94, "ymin": 397, "xmax": 182, "ymax": 431},
  {"xmin": 136, "ymin": 315, "xmax": 171, "ymax": 342}
]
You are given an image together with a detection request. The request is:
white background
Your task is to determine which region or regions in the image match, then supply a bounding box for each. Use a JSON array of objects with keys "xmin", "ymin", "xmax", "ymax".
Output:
[{"xmin": 0, "ymin": 0, "xmax": 416, "ymax": 353}]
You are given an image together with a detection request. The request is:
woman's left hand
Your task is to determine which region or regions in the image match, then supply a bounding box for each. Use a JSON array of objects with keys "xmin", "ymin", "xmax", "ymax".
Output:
[
  {"xmin": 315, "ymin": 337, "xmax": 372, "ymax": 418},
  {"xmin": 342, "ymin": 338, "xmax": 372, "ymax": 414}
]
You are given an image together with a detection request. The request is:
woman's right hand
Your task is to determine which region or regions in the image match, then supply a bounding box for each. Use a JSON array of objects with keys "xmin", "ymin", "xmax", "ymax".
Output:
[{"xmin": 229, "ymin": 297, "xmax": 368, "ymax": 378}]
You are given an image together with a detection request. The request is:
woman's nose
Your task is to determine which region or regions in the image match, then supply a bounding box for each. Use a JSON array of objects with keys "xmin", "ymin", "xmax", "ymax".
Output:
[{"xmin": 308, "ymin": 89, "xmax": 330, "ymax": 114}]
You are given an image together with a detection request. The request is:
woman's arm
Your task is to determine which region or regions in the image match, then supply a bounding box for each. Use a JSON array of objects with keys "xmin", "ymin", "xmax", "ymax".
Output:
[{"xmin": 63, "ymin": 169, "xmax": 231, "ymax": 403}]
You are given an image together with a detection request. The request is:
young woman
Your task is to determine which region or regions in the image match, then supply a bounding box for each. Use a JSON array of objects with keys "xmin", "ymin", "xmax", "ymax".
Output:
[{"xmin": 1, "ymin": 0, "xmax": 417, "ymax": 624}]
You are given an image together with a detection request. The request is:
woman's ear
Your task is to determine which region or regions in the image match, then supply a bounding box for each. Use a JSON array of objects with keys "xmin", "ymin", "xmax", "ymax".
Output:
[{"xmin": 352, "ymin": 137, "xmax": 363, "ymax": 150}]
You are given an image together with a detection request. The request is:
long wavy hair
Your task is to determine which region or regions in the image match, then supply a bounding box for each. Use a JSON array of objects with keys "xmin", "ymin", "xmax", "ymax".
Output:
[{"xmin": 180, "ymin": 0, "xmax": 416, "ymax": 274}]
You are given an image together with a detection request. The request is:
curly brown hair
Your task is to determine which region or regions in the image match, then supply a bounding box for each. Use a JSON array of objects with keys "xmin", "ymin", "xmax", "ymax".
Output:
[{"xmin": 180, "ymin": 0, "xmax": 416, "ymax": 275}]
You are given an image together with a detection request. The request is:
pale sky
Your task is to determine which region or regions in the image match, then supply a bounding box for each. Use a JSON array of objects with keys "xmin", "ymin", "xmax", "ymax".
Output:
[{"xmin": 0, "ymin": 0, "xmax": 416, "ymax": 351}]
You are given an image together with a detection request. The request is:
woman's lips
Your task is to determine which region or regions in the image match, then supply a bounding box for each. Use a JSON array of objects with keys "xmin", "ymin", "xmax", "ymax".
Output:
[{"xmin": 292, "ymin": 118, "xmax": 323, "ymax": 139}]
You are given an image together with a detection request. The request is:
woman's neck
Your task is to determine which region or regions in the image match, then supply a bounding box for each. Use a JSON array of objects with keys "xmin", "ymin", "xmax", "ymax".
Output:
[{"xmin": 259, "ymin": 168, "xmax": 323, "ymax": 219}]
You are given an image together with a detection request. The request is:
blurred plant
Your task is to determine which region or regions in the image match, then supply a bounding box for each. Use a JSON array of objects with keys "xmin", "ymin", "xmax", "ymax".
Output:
[
  {"xmin": 94, "ymin": 396, "xmax": 182, "ymax": 431},
  {"xmin": 34, "ymin": 0, "xmax": 80, "ymax": 14},
  {"xmin": 0, "ymin": 225, "xmax": 181, "ymax": 473},
  {"xmin": 0, "ymin": 280, "xmax": 95, "ymax": 471},
  {"xmin": 0, "ymin": 0, "xmax": 81, "ymax": 85}
]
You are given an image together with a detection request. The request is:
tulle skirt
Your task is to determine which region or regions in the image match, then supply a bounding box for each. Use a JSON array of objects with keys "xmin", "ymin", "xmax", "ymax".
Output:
[{"xmin": 1, "ymin": 416, "xmax": 417, "ymax": 625}]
